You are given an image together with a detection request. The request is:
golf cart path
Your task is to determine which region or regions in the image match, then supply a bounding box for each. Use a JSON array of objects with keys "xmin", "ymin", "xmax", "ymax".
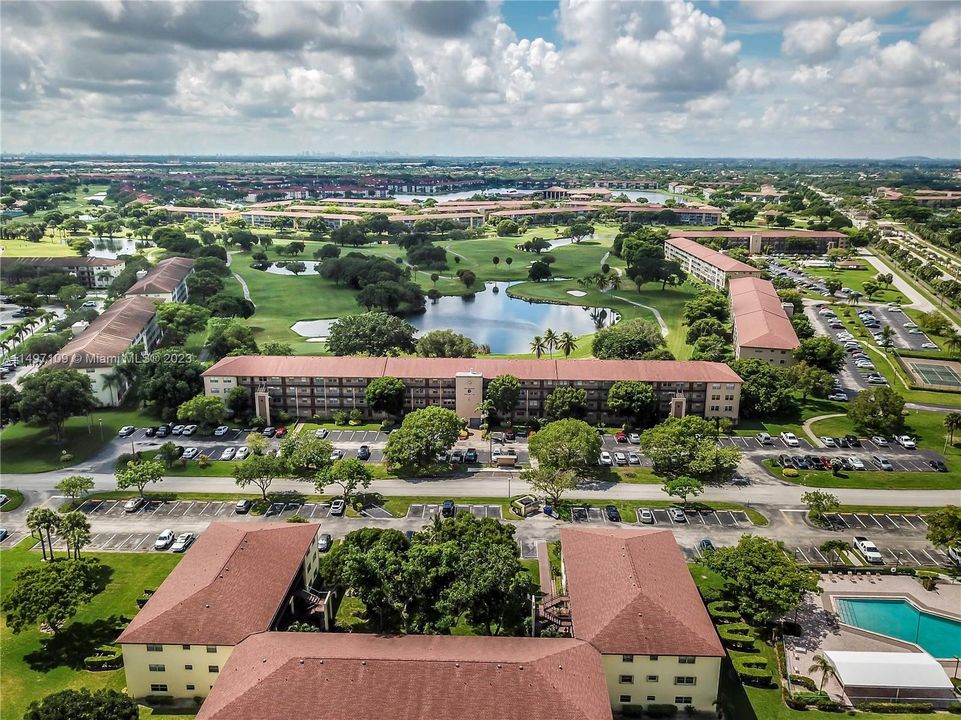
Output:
[
  {"xmin": 801, "ymin": 413, "xmax": 845, "ymax": 447},
  {"xmin": 611, "ymin": 294, "xmax": 669, "ymax": 337}
]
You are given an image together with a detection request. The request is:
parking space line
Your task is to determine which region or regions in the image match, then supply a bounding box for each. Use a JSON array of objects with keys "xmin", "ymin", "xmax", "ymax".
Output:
[
  {"xmin": 133, "ymin": 535, "xmax": 152, "ymax": 550},
  {"xmin": 843, "ymin": 513, "xmax": 864, "ymax": 528},
  {"xmin": 868, "ymin": 515, "xmax": 884, "ymax": 528},
  {"xmin": 899, "ymin": 514, "xmax": 916, "ymax": 530},
  {"xmin": 794, "ymin": 547, "xmax": 809, "ymax": 563},
  {"xmin": 903, "ymin": 549, "xmax": 921, "ymax": 566},
  {"xmin": 917, "ymin": 548, "xmax": 938, "ymax": 565}
]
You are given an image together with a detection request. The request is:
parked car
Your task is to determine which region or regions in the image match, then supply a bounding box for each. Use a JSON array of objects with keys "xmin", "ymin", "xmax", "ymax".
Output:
[
  {"xmin": 894, "ymin": 435, "xmax": 916, "ymax": 449},
  {"xmin": 613, "ymin": 452, "xmax": 627, "ymax": 466},
  {"xmin": 819, "ymin": 456, "xmax": 833, "ymax": 470},
  {"xmin": 262, "ymin": 426, "xmax": 276, "ymax": 437},
  {"xmin": 871, "ymin": 436, "xmax": 889, "ymax": 447},
  {"xmin": 598, "ymin": 451, "xmax": 613, "ymax": 466},
  {"xmin": 628, "ymin": 452, "xmax": 641, "ymax": 465},
  {"xmin": 171, "ymin": 533, "xmax": 195, "ymax": 553},
  {"xmin": 854, "ymin": 536, "xmax": 883, "ymax": 564},
  {"xmin": 171, "ymin": 425, "xmax": 185, "ymax": 436},
  {"xmin": 605, "ymin": 505, "xmax": 622, "ymax": 523},
  {"xmin": 314, "ymin": 428, "xmax": 329, "ymax": 439},
  {"xmin": 867, "ymin": 376, "xmax": 889, "ymax": 384},
  {"xmin": 780, "ymin": 431, "xmax": 800, "ymax": 447},
  {"xmin": 330, "ymin": 499, "xmax": 347, "ymax": 516},
  {"xmin": 614, "ymin": 431, "xmax": 627, "ymax": 443},
  {"xmin": 317, "ymin": 533, "xmax": 333, "ymax": 552},
  {"xmin": 118, "ymin": 425, "xmax": 136, "ymax": 437},
  {"xmin": 847, "ymin": 456, "xmax": 865, "ymax": 471},
  {"xmin": 628, "ymin": 433, "xmax": 641, "ymax": 444},
  {"xmin": 154, "ymin": 529, "xmax": 175, "ymax": 550},
  {"xmin": 777, "ymin": 454, "xmax": 792, "ymax": 467},
  {"xmin": 836, "ymin": 437, "xmax": 850, "ymax": 448},
  {"xmin": 845, "ymin": 435, "xmax": 862, "ymax": 448},
  {"xmin": 358, "ymin": 445, "xmax": 372, "ymax": 461},
  {"xmin": 638, "ymin": 508, "xmax": 654, "ymax": 524},
  {"xmin": 182, "ymin": 447, "xmax": 199, "ymax": 460},
  {"xmin": 275, "ymin": 427, "xmax": 287, "ymax": 438},
  {"xmin": 669, "ymin": 508, "xmax": 687, "ymax": 523},
  {"xmin": 464, "ymin": 448, "xmax": 478, "ymax": 463},
  {"xmin": 930, "ymin": 459, "xmax": 949, "ymax": 472},
  {"xmin": 820, "ymin": 436, "xmax": 837, "ymax": 448},
  {"xmin": 330, "ymin": 449, "xmax": 344, "ymax": 461},
  {"xmin": 756, "ymin": 432, "xmax": 773, "ymax": 445},
  {"xmin": 441, "ymin": 499, "xmax": 455, "ymax": 518},
  {"xmin": 182, "ymin": 425, "xmax": 197, "ymax": 436},
  {"xmin": 235, "ymin": 499, "xmax": 253, "ymax": 514},
  {"xmin": 143, "ymin": 426, "xmax": 156, "ymax": 438},
  {"xmin": 827, "ymin": 393, "xmax": 848, "ymax": 402},
  {"xmin": 220, "ymin": 447, "xmax": 237, "ymax": 461},
  {"xmin": 504, "ymin": 428, "xmax": 516, "ymax": 441},
  {"xmin": 124, "ymin": 497, "xmax": 145, "ymax": 513},
  {"xmin": 214, "ymin": 425, "xmax": 230, "ymax": 437},
  {"xmin": 0, "ymin": 529, "xmax": 8, "ymax": 542},
  {"xmin": 235, "ymin": 447, "xmax": 250, "ymax": 461},
  {"xmin": 698, "ymin": 538, "xmax": 716, "ymax": 555},
  {"xmin": 920, "ymin": 342, "xmax": 939, "ymax": 350}
]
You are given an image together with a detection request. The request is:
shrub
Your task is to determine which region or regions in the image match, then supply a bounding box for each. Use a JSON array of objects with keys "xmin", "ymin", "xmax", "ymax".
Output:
[
  {"xmin": 717, "ymin": 622, "xmax": 756, "ymax": 651},
  {"xmin": 333, "ymin": 410, "xmax": 348, "ymax": 426},
  {"xmin": 144, "ymin": 694, "xmax": 174, "ymax": 705},
  {"xmin": 947, "ymin": 702, "xmax": 961, "ymax": 714},
  {"xmin": 813, "ymin": 698, "xmax": 845, "ymax": 712},
  {"xmin": 789, "ymin": 674, "xmax": 818, "ymax": 691},
  {"xmin": 287, "ymin": 514, "xmax": 307, "ymax": 523},
  {"xmin": 792, "ymin": 691, "xmax": 829, "ymax": 705},
  {"xmin": 855, "ymin": 702, "xmax": 935, "ymax": 714},
  {"xmin": 645, "ymin": 704, "xmax": 679, "ymax": 718},
  {"xmin": 621, "ymin": 705, "xmax": 644, "ymax": 718},
  {"xmin": 782, "ymin": 467, "xmax": 799, "ymax": 477},
  {"xmin": 707, "ymin": 600, "xmax": 739, "ymax": 622},
  {"xmin": 83, "ymin": 644, "xmax": 123, "ymax": 670},
  {"xmin": 733, "ymin": 655, "xmax": 773, "ymax": 686}
]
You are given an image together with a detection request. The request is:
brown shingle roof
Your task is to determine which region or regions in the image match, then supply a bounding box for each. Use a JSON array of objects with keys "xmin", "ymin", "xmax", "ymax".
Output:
[
  {"xmin": 665, "ymin": 236, "xmax": 759, "ymax": 273},
  {"xmin": 43, "ymin": 295, "xmax": 159, "ymax": 369},
  {"xmin": 202, "ymin": 356, "xmax": 743, "ymax": 385},
  {"xmin": 196, "ymin": 632, "xmax": 613, "ymax": 720},
  {"xmin": 126, "ymin": 257, "xmax": 194, "ymax": 296},
  {"xmin": 560, "ymin": 527, "xmax": 724, "ymax": 657},
  {"xmin": 729, "ymin": 277, "xmax": 800, "ymax": 351},
  {"xmin": 117, "ymin": 523, "xmax": 317, "ymax": 646},
  {"xmin": 3, "ymin": 256, "xmax": 123, "ymax": 267}
]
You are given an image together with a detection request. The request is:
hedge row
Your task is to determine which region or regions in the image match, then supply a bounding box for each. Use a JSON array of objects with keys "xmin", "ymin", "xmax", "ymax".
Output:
[
  {"xmin": 855, "ymin": 702, "xmax": 935, "ymax": 714},
  {"xmin": 717, "ymin": 622, "xmax": 756, "ymax": 651},
  {"xmin": 620, "ymin": 704, "xmax": 678, "ymax": 718},
  {"xmin": 83, "ymin": 644, "xmax": 123, "ymax": 671},
  {"xmin": 707, "ymin": 600, "xmax": 739, "ymax": 622},
  {"xmin": 732, "ymin": 655, "xmax": 773, "ymax": 687},
  {"xmin": 788, "ymin": 674, "xmax": 817, "ymax": 691}
]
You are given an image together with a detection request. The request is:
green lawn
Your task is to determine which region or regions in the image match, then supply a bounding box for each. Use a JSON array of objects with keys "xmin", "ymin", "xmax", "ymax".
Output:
[
  {"xmin": 0, "ymin": 236, "xmax": 80, "ymax": 257},
  {"xmin": 764, "ymin": 458, "xmax": 961, "ymax": 490},
  {"xmin": 0, "ymin": 539, "xmax": 180, "ymax": 720},
  {"xmin": 733, "ymin": 398, "xmax": 847, "ymax": 438},
  {"xmin": 804, "ymin": 266, "xmax": 903, "ymax": 303},
  {"xmin": 0, "ymin": 407, "xmax": 161, "ymax": 474},
  {"xmin": 0, "ymin": 489, "xmax": 25, "ymax": 512}
]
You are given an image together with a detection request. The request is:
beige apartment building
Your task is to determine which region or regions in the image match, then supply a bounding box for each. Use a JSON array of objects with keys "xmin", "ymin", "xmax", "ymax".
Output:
[
  {"xmin": 669, "ymin": 229, "xmax": 848, "ymax": 255},
  {"xmin": 201, "ymin": 356, "xmax": 743, "ymax": 425},
  {"xmin": 729, "ymin": 276, "xmax": 800, "ymax": 365},
  {"xmin": 664, "ymin": 236, "xmax": 762, "ymax": 290},
  {"xmin": 125, "ymin": 257, "xmax": 194, "ymax": 303}
]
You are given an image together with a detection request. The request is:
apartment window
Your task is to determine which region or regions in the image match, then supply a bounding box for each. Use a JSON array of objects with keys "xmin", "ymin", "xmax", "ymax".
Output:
[
  {"xmin": 724, "ymin": 405, "xmax": 733, "ymax": 412},
  {"xmin": 724, "ymin": 394, "xmax": 734, "ymax": 401},
  {"xmin": 146, "ymin": 644, "xmax": 163, "ymax": 652},
  {"xmin": 186, "ymin": 684, "xmax": 195, "ymax": 691},
  {"xmin": 618, "ymin": 675, "xmax": 634, "ymax": 684},
  {"xmin": 679, "ymin": 657, "xmax": 696, "ymax": 664},
  {"xmin": 619, "ymin": 695, "xmax": 632, "ymax": 704},
  {"xmin": 208, "ymin": 665, "xmax": 219, "ymax": 673},
  {"xmin": 185, "ymin": 664, "xmax": 193, "ymax": 670},
  {"xmin": 675, "ymin": 677, "xmax": 697, "ymax": 686},
  {"xmin": 675, "ymin": 696, "xmax": 693, "ymax": 705},
  {"xmin": 148, "ymin": 664, "xmax": 165, "ymax": 672},
  {"xmin": 646, "ymin": 675, "xmax": 659, "ymax": 682},
  {"xmin": 649, "ymin": 655, "xmax": 659, "ymax": 661},
  {"xmin": 206, "ymin": 646, "xmax": 217, "ymax": 653},
  {"xmin": 181, "ymin": 644, "xmax": 191, "ymax": 650},
  {"xmin": 647, "ymin": 696, "xmax": 656, "ymax": 702},
  {"xmin": 150, "ymin": 684, "xmax": 168, "ymax": 693},
  {"xmin": 710, "ymin": 405, "xmax": 720, "ymax": 412},
  {"xmin": 621, "ymin": 655, "xmax": 634, "ymax": 663}
]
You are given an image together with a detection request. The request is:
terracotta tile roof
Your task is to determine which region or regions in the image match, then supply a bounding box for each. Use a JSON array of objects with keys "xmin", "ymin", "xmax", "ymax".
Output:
[
  {"xmin": 665, "ymin": 236, "xmax": 759, "ymax": 273},
  {"xmin": 202, "ymin": 356, "xmax": 743, "ymax": 385},
  {"xmin": 117, "ymin": 523, "xmax": 318, "ymax": 647},
  {"xmin": 729, "ymin": 277, "xmax": 800, "ymax": 351},
  {"xmin": 196, "ymin": 632, "xmax": 613, "ymax": 720},
  {"xmin": 670, "ymin": 229, "xmax": 847, "ymax": 239},
  {"xmin": 560, "ymin": 527, "xmax": 724, "ymax": 657},
  {"xmin": 126, "ymin": 257, "xmax": 194, "ymax": 296},
  {"xmin": 43, "ymin": 295, "xmax": 160, "ymax": 369}
]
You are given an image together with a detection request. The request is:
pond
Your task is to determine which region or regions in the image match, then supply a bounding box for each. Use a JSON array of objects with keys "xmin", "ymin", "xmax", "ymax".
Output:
[
  {"xmin": 88, "ymin": 237, "xmax": 144, "ymax": 259},
  {"xmin": 290, "ymin": 281, "xmax": 617, "ymax": 354},
  {"xmin": 261, "ymin": 261, "xmax": 321, "ymax": 276}
]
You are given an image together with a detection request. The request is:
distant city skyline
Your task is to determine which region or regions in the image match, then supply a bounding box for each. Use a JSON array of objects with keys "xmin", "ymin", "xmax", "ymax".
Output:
[{"xmin": 2, "ymin": 1, "xmax": 959, "ymax": 159}]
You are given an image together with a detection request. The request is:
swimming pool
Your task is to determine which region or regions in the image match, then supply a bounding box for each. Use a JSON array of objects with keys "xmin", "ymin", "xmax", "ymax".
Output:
[{"xmin": 835, "ymin": 597, "xmax": 961, "ymax": 659}]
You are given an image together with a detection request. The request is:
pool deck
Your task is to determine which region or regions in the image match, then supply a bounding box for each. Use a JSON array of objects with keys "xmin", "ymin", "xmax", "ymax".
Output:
[{"xmin": 784, "ymin": 574, "xmax": 961, "ymax": 701}]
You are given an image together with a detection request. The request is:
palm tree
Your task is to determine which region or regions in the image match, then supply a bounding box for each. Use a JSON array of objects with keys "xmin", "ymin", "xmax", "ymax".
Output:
[
  {"xmin": 543, "ymin": 329, "xmax": 558, "ymax": 358},
  {"xmin": 607, "ymin": 273, "xmax": 622, "ymax": 291},
  {"xmin": 848, "ymin": 291, "xmax": 862, "ymax": 305},
  {"xmin": 26, "ymin": 508, "xmax": 49, "ymax": 561},
  {"xmin": 102, "ymin": 369, "xmax": 125, "ymax": 406},
  {"xmin": 576, "ymin": 276, "xmax": 592, "ymax": 290},
  {"xmin": 27, "ymin": 508, "xmax": 61, "ymax": 560},
  {"xmin": 880, "ymin": 325, "xmax": 895, "ymax": 350},
  {"xmin": 945, "ymin": 329, "xmax": 961, "ymax": 359},
  {"xmin": 557, "ymin": 332, "xmax": 577, "ymax": 358},
  {"xmin": 808, "ymin": 654, "xmax": 837, "ymax": 692},
  {"xmin": 945, "ymin": 412, "xmax": 961, "ymax": 445},
  {"xmin": 530, "ymin": 335, "xmax": 546, "ymax": 359},
  {"xmin": 59, "ymin": 511, "xmax": 91, "ymax": 559}
]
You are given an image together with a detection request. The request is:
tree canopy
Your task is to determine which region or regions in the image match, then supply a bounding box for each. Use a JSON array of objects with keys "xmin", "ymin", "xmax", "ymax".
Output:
[
  {"xmin": 606, "ymin": 381, "xmax": 657, "ymax": 426},
  {"xmin": 730, "ymin": 359, "xmax": 797, "ymax": 418},
  {"xmin": 364, "ymin": 376, "xmax": 406, "ymax": 417},
  {"xmin": 415, "ymin": 329, "xmax": 478, "ymax": 358},
  {"xmin": 591, "ymin": 318, "xmax": 665, "ymax": 360},
  {"xmin": 639, "ymin": 416, "xmax": 741, "ymax": 482},
  {"xmin": 543, "ymin": 385, "xmax": 588, "ymax": 421},
  {"xmin": 4, "ymin": 558, "xmax": 104, "ymax": 635},
  {"xmin": 527, "ymin": 418, "xmax": 602, "ymax": 478},
  {"xmin": 16, "ymin": 369, "xmax": 96, "ymax": 442},
  {"xmin": 24, "ymin": 689, "xmax": 138, "ymax": 720},
  {"xmin": 327, "ymin": 312, "xmax": 416, "ymax": 356},
  {"xmin": 847, "ymin": 386, "xmax": 905, "ymax": 435},
  {"xmin": 383, "ymin": 406, "xmax": 462, "ymax": 472}
]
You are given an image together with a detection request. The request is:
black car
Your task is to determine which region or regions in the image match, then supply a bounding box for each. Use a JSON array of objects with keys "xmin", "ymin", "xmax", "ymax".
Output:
[
  {"xmin": 405, "ymin": 530, "xmax": 416, "ymax": 541},
  {"xmin": 698, "ymin": 538, "xmax": 716, "ymax": 554},
  {"xmin": 836, "ymin": 437, "xmax": 850, "ymax": 448},
  {"xmin": 930, "ymin": 459, "xmax": 949, "ymax": 472},
  {"xmin": 504, "ymin": 428, "xmax": 516, "ymax": 441},
  {"xmin": 441, "ymin": 499, "xmax": 455, "ymax": 518},
  {"xmin": 791, "ymin": 457, "xmax": 805, "ymax": 470},
  {"xmin": 572, "ymin": 507, "xmax": 589, "ymax": 522},
  {"xmin": 845, "ymin": 435, "xmax": 862, "ymax": 448},
  {"xmin": 805, "ymin": 455, "xmax": 820, "ymax": 468},
  {"xmin": 463, "ymin": 448, "xmax": 478, "ymax": 463},
  {"xmin": 235, "ymin": 499, "xmax": 253, "ymax": 514},
  {"xmin": 317, "ymin": 533, "xmax": 333, "ymax": 552},
  {"xmin": 144, "ymin": 427, "xmax": 156, "ymax": 437},
  {"xmin": 357, "ymin": 445, "xmax": 371, "ymax": 461},
  {"xmin": 156, "ymin": 425, "xmax": 171, "ymax": 438},
  {"xmin": 605, "ymin": 505, "xmax": 621, "ymax": 523}
]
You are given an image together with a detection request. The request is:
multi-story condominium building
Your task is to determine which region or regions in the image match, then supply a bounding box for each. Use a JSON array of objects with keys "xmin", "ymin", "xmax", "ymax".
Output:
[
  {"xmin": 613, "ymin": 204, "xmax": 723, "ymax": 225},
  {"xmin": 125, "ymin": 257, "xmax": 194, "ymax": 303},
  {"xmin": 592, "ymin": 178, "xmax": 659, "ymax": 189},
  {"xmin": 117, "ymin": 523, "xmax": 324, "ymax": 701},
  {"xmin": 669, "ymin": 229, "xmax": 848, "ymax": 255},
  {"xmin": 161, "ymin": 206, "xmax": 240, "ymax": 223},
  {"xmin": 3, "ymin": 256, "xmax": 125, "ymax": 288},
  {"xmin": 42, "ymin": 295, "xmax": 163, "ymax": 406},
  {"xmin": 201, "ymin": 356, "xmax": 743, "ymax": 424},
  {"xmin": 664, "ymin": 236, "xmax": 762, "ymax": 290},
  {"xmin": 728, "ymin": 277, "xmax": 799, "ymax": 366},
  {"xmin": 557, "ymin": 528, "xmax": 724, "ymax": 714}
]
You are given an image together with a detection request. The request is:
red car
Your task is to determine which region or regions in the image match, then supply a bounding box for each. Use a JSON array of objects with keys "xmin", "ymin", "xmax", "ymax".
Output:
[
  {"xmin": 614, "ymin": 431, "xmax": 627, "ymax": 443},
  {"xmin": 275, "ymin": 427, "xmax": 287, "ymax": 438},
  {"xmin": 819, "ymin": 456, "xmax": 833, "ymax": 470}
]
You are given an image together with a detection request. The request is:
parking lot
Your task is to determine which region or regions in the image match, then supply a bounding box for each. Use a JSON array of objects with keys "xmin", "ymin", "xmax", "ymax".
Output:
[
  {"xmin": 786, "ymin": 542, "xmax": 952, "ymax": 568},
  {"xmin": 804, "ymin": 308, "xmax": 870, "ymax": 393},
  {"xmin": 871, "ymin": 306, "xmax": 936, "ymax": 351},
  {"xmin": 720, "ymin": 435, "xmax": 815, "ymax": 451},
  {"xmin": 406, "ymin": 503, "xmax": 503, "ymax": 520},
  {"xmin": 77, "ymin": 497, "xmax": 337, "ymax": 521},
  {"xmin": 823, "ymin": 511, "xmax": 928, "ymax": 534}
]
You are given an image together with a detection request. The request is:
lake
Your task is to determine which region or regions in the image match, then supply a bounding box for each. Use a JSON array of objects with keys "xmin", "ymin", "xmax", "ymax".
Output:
[{"xmin": 290, "ymin": 281, "xmax": 617, "ymax": 354}]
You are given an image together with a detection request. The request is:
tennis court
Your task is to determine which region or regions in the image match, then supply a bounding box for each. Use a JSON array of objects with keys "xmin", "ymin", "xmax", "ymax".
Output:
[{"xmin": 904, "ymin": 358, "xmax": 961, "ymax": 388}]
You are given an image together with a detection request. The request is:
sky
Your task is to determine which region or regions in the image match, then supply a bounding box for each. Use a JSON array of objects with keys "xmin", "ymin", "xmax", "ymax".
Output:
[{"xmin": 1, "ymin": 0, "xmax": 959, "ymax": 159}]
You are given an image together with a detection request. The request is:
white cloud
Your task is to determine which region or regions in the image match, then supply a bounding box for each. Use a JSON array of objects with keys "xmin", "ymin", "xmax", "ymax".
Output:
[{"xmin": 782, "ymin": 17, "xmax": 846, "ymax": 60}]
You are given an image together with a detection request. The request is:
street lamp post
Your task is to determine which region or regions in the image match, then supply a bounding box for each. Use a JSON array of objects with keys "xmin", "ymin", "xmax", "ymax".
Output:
[{"xmin": 98, "ymin": 418, "xmax": 104, "ymax": 442}]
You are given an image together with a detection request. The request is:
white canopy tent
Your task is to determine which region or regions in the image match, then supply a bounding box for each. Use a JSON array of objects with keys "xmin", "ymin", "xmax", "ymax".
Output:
[{"xmin": 824, "ymin": 651, "xmax": 956, "ymax": 707}]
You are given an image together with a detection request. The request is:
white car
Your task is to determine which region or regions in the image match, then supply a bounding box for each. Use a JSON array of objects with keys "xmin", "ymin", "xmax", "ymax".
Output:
[
  {"xmin": 828, "ymin": 393, "xmax": 848, "ymax": 402},
  {"xmin": 171, "ymin": 533, "xmax": 195, "ymax": 553},
  {"xmin": 599, "ymin": 451, "xmax": 613, "ymax": 466},
  {"xmin": 235, "ymin": 447, "xmax": 250, "ymax": 461},
  {"xmin": 330, "ymin": 449, "xmax": 344, "ymax": 461},
  {"xmin": 894, "ymin": 435, "xmax": 916, "ymax": 449},
  {"xmin": 903, "ymin": 322, "xmax": 919, "ymax": 329},
  {"xmin": 314, "ymin": 428, "xmax": 329, "ymax": 439},
  {"xmin": 123, "ymin": 497, "xmax": 145, "ymax": 513},
  {"xmin": 628, "ymin": 433, "xmax": 640, "ymax": 444},
  {"xmin": 220, "ymin": 447, "xmax": 237, "ymax": 461},
  {"xmin": 182, "ymin": 447, "xmax": 199, "ymax": 460},
  {"xmin": 820, "ymin": 436, "xmax": 837, "ymax": 448},
  {"xmin": 182, "ymin": 424, "xmax": 197, "ymax": 436},
  {"xmin": 613, "ymin": 452, "xmax": 627, "ymax": 466},
  {"xmin": 920, "ymin": 342, "xmax": 939, "ymax": 350},
  {"xmin": 854, "ymin": 536, "xmax": 883, "ymax": 564},
  {"xmin": 154, "ymin": 529, "xmax": 175, "ymax": 550},
  {"xmin": 330, "ymin": 499, "xmax": 346, "ymax": 516},
  {"xmin": 756, "ymin": 432, "xmax": 773, "ymax": 445},
  {"xmin": 638, "ymin": 508, "xmax": 655, "ymax": 524},
  {"xmin": 628, "ymin": 452, "xmax": 641, "ymax": 465},
  {"xmin": 780, "ymin": 432, "xmax": 800, "ymax": 447},
  {"xmin": 847, "ymin": 456, "xmax": 865, "ymax": 471},
  {"xmin": 118, "ymin": 425, "xmax": 136, "ymax": 437},
  {"xmin": 908, "ymin": 328, "xmax": 924, "ymax": 334},
  {"xmin": 214, "ymin": 426, "xmax": 230, "ymax": 437}
]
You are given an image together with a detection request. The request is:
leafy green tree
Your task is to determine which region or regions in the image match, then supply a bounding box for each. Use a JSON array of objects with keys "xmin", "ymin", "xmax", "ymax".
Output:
[
  {"xmin": 56, "ymin": 475, "xmax": 95, "ymax": 503},
  {"xmin": 925, "ymin": 506, "xmax": 961, "ymax": 549},
  {"xmin": 17, "ymin": 369, "xmax": 95, "ymax": 442},
  {"xmin": 226, "ymin": 386, "xmax": 253, "ymax": 422},
  {"xmin": 24, "ymin": 688, "xmax": 138, "ymax": 720},
  {"xmin": 786, "ymin": 362, "xmax": 835, "ymax": 400},
  {"xmin": 384, "ymin": 406, "xmax": 462, "ymax": 472},
  {"xmin": 703, "ymin": 535, "xmax": 819, "ymax": 625},
  {"xmin": 157, "ymin": 441, "xmax": 182, "ymax": 469},
  {"xmin": 944, "ymin": 412, "xmax": 961, "ymax": 444},
  {"xmin": 232, "ymin": 453, "xmax": 287, "ymax": 500},
  {"xmin": 260, "ymin": 341, "xmax": 293, "ymax": 356},
  {"xmin": 528, "ymin": 418, "xmax": 602, "ymax": 478},
  {"xmin": 730, "ymin": 360, "xmax": 797, "ymax": 418},
  {"xmin": 316, "ymin": 457, "xmax": 373, "ymax": 500},
  {"xmin": 245, "ymin": 432, "xmax": 270, "ymax": 456},
  {"xmin": 155, "ymin": 302, "xmax": 210, "ymax": 344},
  {"xmin": 591, "ymin": 318, "xmax": 665, "ymax": 359},
  {"xmin": 4, "ymin": 558, "xmax": 103, "ymax": 635},
  {"xmin": 364, "ymin": 376, "xmax": 406, "ymax": 418},
  {"xmin": 186, "ymin": 271, "xmax": 225, "ymax": 303},
  {"xmin": 802, "ymin": 491, "xmax": 840, "ymax": 524},
  {"xmin": 847, "ymin": 386, "xmax": 905, "ymax": 435},
  {"xmin": 685, "ymin": 317, "xmax": 728, "ymax": 345},
  {"xmin": 415, "ymin": 330, "xmax": 478, "ymax": 358},
  {"xmin": 486, "ymin": 374, "xmax": 520, "ymax": 423},
  {"xmin": 496, "ymin": 219, "xmax": 519, "ymax": 236},
  {"xmin": 58, "ymin": 511, "xmax": 92, "ymax": 559},
  {"xmin": 528, "ymin": 260, "xmax": 552, "ymax": 282},
  {"xmin": 519, "ymin": 466, "xmax": 579, "ymax": 506},
  {"xmin": 640, "ymin": 416, "xmax": 741, "ymax": 482},
  {"xmin": 683, "ymin": 290, "xmax": 729, "ymax": 325},
  {"xmin": 565, "ymin": 222, "xmax": 594, "ymax": 243},
  {"xmin": 327, "ymin": 312, "xmax": 416, "ymax": 356},
  {"xmin": 115, "ymin": 459, "xmax": 165, "ymax": 498},
  {"xmin": 606, "ymin": 381, "xmax": 657, "ymax": 426},
  {"xmin": 727, "ymin": 204, "xmax": 758, "ymax": 225},
  {"xmin": 794, "ymin": 336, "xmax": 845, "ymax": 373},
  {"xmin": 824, "ymin": 278, "xmax": 843, "ymax": 296},
  {"xmin": 662, "ymin": 476, "xmax": 703, "ymax": 507},
  {"xmin": 204, "ymin": 317, "xmax": 258, "ymax": 359},
  {"xmin": 139, "ymin": 348, "xmax": 205, "ymax": 421},
  {"xmin": 278, "ymin": 434, "xmax": 333, "ymax": 480},
  {"xmin": 0, "ymin": 383, "xmax": 21, "ymax": 425},
  {"xmin": 57, "ymin": 283, "xmax": 87, "ymax": 310},
  {"xmin": 176, "ymin": 394, "xmax": 227, "ymax": 431},
  {"xmin": 543, "ymin": 386, "xmax": 588, "ymax": 421}
]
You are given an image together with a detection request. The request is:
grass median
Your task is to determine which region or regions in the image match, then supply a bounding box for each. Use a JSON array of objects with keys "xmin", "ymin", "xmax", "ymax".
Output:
[{"xmin": 762, "ymin": 458, "xmax": 961, "ymax": 490}]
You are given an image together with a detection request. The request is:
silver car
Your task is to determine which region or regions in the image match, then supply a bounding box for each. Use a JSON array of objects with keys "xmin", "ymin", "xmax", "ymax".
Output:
[
  {"xmin": 171, "ymin": 533, "xmax": 195, "ymax": 553},
  {"xmin": 220, "ymin": 447, "xmax": 237, "ymax": 461},
  {"xmin": 638, "ymin": 508, "xmax": 654, "ymax": 524}
]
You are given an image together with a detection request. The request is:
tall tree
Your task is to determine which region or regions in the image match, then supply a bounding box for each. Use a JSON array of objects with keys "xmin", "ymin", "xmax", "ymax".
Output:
[
  {"xmin": 527, "ymin": 418, "xmax": 602, "ymax": 478},
  {"xmin": 847, "ymin": 386, "xmax": 905, "ymax": 435},
  {"xmin": 315, "ymin": 457, "xmax": 373, "ymax": 500},
  {"xmin": 278, "ymin": 434, "xmax": 333, "ymax": 480},
  {"xmin": 384, "ymin": 406, "xmax": 462, "ymax": 472},
  {"xmin": 808, "ymin": 655, "xmax": 838, "ymax": 693},
  {"xmin": 414, "ymin": 330, "xmax": 478, "ymax": 358},
  {"xmin": 327, "ymin": 312, "xmax": 416, "ymax": 356},
  {"xmin": 519, "ymin": 466, "xmax": 579, "ymax": 506},
  {"xmin": 662, "ymin": 476, "xmax": 703, "ymax": 507},
  {"xmin": 556, "ymin": 331, "xmax": 578, "ymax": 358},
  {"xmin": 591, "ymin": 318, "xmax": 665, "ymax": 359},
  {"xmin": 232, "ymin": 453, "xmax": 287, "ymax": 500},
  {"xmin": 944, "ymin": 413, "xmax": 961, "ymax": 445},
  {"xmin": 23, "ymin": 689, "xmax": 138, "ymax": 720},
  {"xmin": 606, "ymin": 381, "xmax": 657, "ymax": 426},
  {"xmin": 926, "ymin": 506, "xmax": 961, "ymax": 549},
  {"xmin": 58, "ymin": 511, "xmax": 92, "ymax": 559},
  {"xmin": 16, "ymin": 369, "xmax": 95, "ymax": 442},
  {"xmin": 4, "ymin": 558, "xmax": 103, "ymax": 635},
  {"xmin": 486, "ymin": 374, "xmax": 520, "ymax": 422},
  {"xmin": 115, "ymin": 460, "xmax": 165, "ymax": 498},
  {"xmin": 56, "ymin": 475, "xmax": 95, "ymax": 504},
  {"xmin": 543, "ymin": 386, "xmax": 588, "ymax": 421},
  {"xmin": 26, "ymin": 508, "xmax": 60, "ymax": 561},
  {"xmin": 364, "ymin": 376, "xmax": 407, "ymax": 418}
]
